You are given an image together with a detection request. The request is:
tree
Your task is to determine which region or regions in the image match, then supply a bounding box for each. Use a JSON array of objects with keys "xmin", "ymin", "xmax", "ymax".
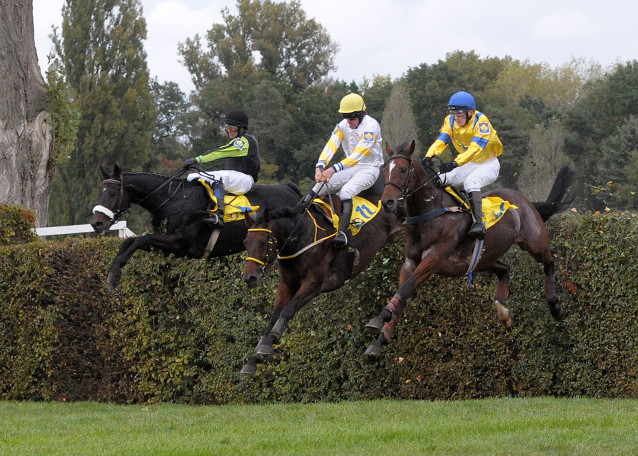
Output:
[
  {"xmin": 179, "ymin": 0, "xmax": 338, "ymax": 93},
  {"xmin": 0, "ymin": 0, "xmax": 53, "ymax": 227},
  {"xmin": 381, "ymin": 81, "xmax": 418, "ymax": 152},
  {"xmin": 517, "ymin": 118, "xmax": 569, "ymax": 200},
  {"xmin": 48, "ymin": 0, "xmax": 155, "ymax": 226}
]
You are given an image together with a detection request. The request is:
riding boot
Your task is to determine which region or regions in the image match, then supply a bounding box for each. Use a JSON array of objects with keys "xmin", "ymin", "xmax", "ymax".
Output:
[
  {"xmin": 333, "ymin": 199, "xmax": 352, "ymax": 249},
  {"xmin": 468, "ymin": 190, "xmax": 487, "ymax": 239},
  {"xmin": 204, "ymin": 181, "xmax": 225, "ymax": 227},
  {"xmin": 293, "ymin": 190, "xmax": 317, "ymax": 214}
]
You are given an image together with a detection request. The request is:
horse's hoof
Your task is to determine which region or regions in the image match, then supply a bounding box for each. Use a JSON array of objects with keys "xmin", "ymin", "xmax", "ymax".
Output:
[
  {"xmin": 364, "ymin": 343, "xmax": 383, "ymax": 357},
  {"xmin": 240, "ymin": 364, "xmax": 256, "ymax": 376},
  {"xmin": 365, "ymin": 317, "xmax": 384, "ymax": 331},
  {"xmin": 495, "ymin": 300, "xmax": 514, "ymax": 327},
  {"xmin": 255, "ymin": 344, "xmax": 274, "ymax": 357},
  {"xmin": 106, "ymin": 273, "xmax": 121, "ymax": 291},
  {"xmin": 549, "ymin": 302, "xmax": 565, "ymax": 321}
]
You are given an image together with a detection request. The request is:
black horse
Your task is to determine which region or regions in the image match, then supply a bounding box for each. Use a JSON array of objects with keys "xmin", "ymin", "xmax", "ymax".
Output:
[{"xmin": 90, "ymin": 164, "xmax": 302, "ymax": 290}]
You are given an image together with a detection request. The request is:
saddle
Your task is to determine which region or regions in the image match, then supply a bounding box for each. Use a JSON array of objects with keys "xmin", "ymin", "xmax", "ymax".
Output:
[
  {"xmin": 310, "ymin": 196, "xmax": 382, "ymax": 236},
  {"xmin": 197, "ymin": 179, "xmax": 259, "ymax": 222}
]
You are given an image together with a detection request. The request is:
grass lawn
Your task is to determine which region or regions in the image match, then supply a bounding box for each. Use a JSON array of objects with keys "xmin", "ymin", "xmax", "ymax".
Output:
[{"xmin": 1, "ymin": 397, "xmax": 637, "ymax": 455}]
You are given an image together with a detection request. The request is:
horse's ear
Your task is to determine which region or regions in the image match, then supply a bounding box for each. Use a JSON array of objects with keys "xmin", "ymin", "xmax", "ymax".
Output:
[
  {"xmin": 407, "ymin": 140, "xmax": 416, "ymax": 157},
  {"xmin": 385, "ymin": 143, "xmax": 394, "ymax": 157},
  {"xmin": 263, "ymin": 207, "xmax": 271, "ymax": 223},
  {"xmin": 113, "ymin": 163, "xmax": 122, "ymax": 180},
  {"xmin": 245, "ymin": 210, "xmax": 255, "ymax": 227},
  {"xmin": 99, "ymin": 164, "xmax": 111, "ymax": 180}
]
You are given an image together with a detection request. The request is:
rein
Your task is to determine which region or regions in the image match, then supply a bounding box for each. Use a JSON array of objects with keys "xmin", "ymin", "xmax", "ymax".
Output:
[{"xmin": 93, "ymin": 167, "xmax": 191, "ymax": 222}]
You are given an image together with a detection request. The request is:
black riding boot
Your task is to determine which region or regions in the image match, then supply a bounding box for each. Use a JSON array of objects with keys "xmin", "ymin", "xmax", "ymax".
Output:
[
  {"xmin": 204, "ymin": 182, "xmax": 225, "ymax": 228},
  {"xmin": 333, "ymin": 199, "xmax": 352, "ymax": 249},
  {"xmin": 293, "ymin": 190, "xmax": 317, "ymax": 214},
  {"xmin": 468, "ymin": 190, "xmax": 486, "ymax": 239}
]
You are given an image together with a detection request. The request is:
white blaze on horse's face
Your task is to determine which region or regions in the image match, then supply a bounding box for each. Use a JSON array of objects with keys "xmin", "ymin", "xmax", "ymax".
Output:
[{"xmin": 388, "ymin": 160, "xmax": 397, "ymax": 177}]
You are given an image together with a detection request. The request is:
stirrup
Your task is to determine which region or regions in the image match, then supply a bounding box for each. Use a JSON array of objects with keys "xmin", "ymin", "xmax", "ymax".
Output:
[
  {"xmin": 333, "ymin": 231, "xmax": 348, "ymax": 248},
  {"xmin": 203, "ymin": 213, "xmax": 224, "ymax": 228},
  {"xmin": 469, "ymin": 222, "xmax": 486, "ymax": 239}
]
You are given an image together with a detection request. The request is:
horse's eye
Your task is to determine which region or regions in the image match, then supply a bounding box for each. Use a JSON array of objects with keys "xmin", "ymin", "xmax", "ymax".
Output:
[{"xmin": 109, "ymin": 191, "xmax": 117, "ymax": 197}]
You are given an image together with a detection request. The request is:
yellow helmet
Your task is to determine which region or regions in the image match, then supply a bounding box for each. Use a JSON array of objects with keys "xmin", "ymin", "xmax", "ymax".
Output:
[{"xmin": 338, "ymin": 93, "xmax": 366, "ymax": 113}]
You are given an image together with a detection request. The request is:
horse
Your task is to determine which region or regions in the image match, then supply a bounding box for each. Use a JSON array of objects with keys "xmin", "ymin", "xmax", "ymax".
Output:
[
  {"xmin": 90, "ymin": 164, "xmax": 302, "ymax": 290},
  {"xmin": 364, "ymin": 140, "xmax": 577, "ymax": 356},
  {"xmin": 239, "ymin": 176, "xmax": 402, "ymax": 375}
]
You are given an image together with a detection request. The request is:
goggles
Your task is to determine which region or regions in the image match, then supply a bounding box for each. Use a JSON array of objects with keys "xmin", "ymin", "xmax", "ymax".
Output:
[{"xmin": 342, "ymin": 112, "xmax": 360, "ymax": 120}]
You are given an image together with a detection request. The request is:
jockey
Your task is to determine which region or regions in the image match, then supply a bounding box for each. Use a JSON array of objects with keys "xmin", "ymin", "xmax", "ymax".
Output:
[
  {"xmin": 184, "ymin": 110, "xmax": 261, "ymax": 228},
  {"xmin": 296, "ymin": 93, "xmax": 384, "ymax": 249},
  {"xmin": 424, "ymin": 91, "xmax": 503, "ymax": 239}
]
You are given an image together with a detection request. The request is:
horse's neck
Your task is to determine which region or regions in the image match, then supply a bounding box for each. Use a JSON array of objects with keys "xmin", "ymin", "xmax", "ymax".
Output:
[
  {"xmin": 124, "ymin": 174, "xmax": 173, "ymax": 210},
  {"xmin": 408, "ymin": 183, "xmax": 453, "ymax": 215}
]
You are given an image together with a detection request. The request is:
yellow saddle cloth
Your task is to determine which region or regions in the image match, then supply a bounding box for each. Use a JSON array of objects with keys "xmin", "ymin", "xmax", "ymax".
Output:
[
  {"xmin": 198, "ymin": 179, "xmax": 259, "ymax": 222},
  {"xmin": 312, "ymin": 196, "xmax": 382, "ymax": 236},
  {"xmin": 444, "ymin": 187, "xmax": 517, "ymax": 229}
]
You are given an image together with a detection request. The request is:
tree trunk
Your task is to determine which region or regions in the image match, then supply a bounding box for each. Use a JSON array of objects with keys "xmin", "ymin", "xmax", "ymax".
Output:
[{"xmin": 0, "ymin": 0, "xmax": 53, "ymax": 227}]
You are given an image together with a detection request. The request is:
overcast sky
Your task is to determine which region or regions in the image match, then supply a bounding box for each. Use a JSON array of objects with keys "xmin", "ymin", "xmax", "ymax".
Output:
[{"xmin": 33, "ymin": 0, "xmax": 638, "ymax": 94}]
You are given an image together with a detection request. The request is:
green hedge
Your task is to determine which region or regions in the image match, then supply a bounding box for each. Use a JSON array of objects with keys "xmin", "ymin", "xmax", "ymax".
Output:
[
  {"xmin": 1, "ymin": 211, "xmax": 637, "ymax": 403},
  {"xmin": 0, "ymin": 203, "xmax": 37, "ymax": 246}
]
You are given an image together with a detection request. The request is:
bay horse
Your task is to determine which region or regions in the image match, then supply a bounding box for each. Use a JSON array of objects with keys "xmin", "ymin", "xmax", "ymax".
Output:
[
  {"xmin": 90, "ymin": 164, "xmax": 302, "ymax": 290},
  {"xmin": 364, "ymin": 140, "xmax": 577, "ymax": 356},
  {"xmin": 240, "ymin": 176, "xmax": 402, "ymax": 375}
]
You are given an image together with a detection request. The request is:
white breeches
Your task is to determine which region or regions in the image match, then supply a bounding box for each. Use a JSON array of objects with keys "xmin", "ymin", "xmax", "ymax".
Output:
[
  {"xmin": 187, "ymin": 170, "xmax": 254, "ymax": 194},
  {"xmin": 312, "ymin": 165, "xmax": 380, "ymax": 200},
  {"xmin": 440, "ymin": 157, "xmax": 500, "ymax": 193}
]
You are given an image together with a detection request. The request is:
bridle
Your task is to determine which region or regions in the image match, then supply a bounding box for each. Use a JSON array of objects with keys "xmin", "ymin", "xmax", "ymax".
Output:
[
  {"xmin": 92, "ymin": 178, "xmax": 126, "ymax": 223},
  {"xmin": 92, "ymin": 168, "xmax": 190, "ymax": 223},
  {"xmin": 245, "ymin": 227, "xmax": 279, "ymax": 273},
  {"xmin": 384, "ymin": 154, "xmax": 444, "ymax": 206}
]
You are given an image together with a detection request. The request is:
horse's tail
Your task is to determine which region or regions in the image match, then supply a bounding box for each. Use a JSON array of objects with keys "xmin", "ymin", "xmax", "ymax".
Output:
[{"xmin": 533, "ymin": 164, "xmax": 577, "ymax": 222}]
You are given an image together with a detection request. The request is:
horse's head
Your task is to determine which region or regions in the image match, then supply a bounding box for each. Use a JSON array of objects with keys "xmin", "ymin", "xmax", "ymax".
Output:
[
  {"xmin": 90, "ymin": 164, "xmax": 131, "ymax": 234},
  {"xmin": 243, "ymin": 208, "xmax": 278, "ymax": 288},
  {"xmin": 382, "ymin": 140, "xmax": 418, "ymax": 213}
]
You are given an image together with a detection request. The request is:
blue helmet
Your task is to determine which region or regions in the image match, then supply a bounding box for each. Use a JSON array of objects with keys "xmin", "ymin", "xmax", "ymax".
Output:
[{"xmin": 448, "ymin": 91, "xmax": 476, "ymax": 111}]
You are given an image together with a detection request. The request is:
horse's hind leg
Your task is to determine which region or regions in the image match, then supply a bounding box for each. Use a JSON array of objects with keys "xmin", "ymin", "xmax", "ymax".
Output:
[
  {"xmin": 544, "ymin": 258, "xmax": 565, "ymax": 320},
  {"xmin": 488, "ymin": 260, "xmax": 514, "ymax": 327}
]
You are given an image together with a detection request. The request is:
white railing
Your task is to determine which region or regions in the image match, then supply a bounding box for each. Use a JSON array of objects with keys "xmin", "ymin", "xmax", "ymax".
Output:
[{"xmin": 33, "ymin": 221, "xmax": 135, "ymax": 238}]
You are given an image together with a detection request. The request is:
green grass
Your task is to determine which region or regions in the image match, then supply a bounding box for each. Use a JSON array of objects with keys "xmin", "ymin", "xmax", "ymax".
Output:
[{"xmin": 1, "ymin": 397, "xmax": 637, "ymax": 455}]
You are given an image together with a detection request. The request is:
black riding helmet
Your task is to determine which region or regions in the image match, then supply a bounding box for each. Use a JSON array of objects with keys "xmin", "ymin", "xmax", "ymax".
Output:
[{"xmin": 224, "ymin": 110, "xmax": 249, "ymax": 127}]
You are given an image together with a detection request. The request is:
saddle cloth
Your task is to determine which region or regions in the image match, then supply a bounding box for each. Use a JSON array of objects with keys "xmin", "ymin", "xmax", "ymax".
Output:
[
  {"xmin": 444, "ymin": 186, "xmax": 517, "ymax": 229},
  {"xmin": 198, "ymin": 179, "xmax": 259, "ymax": 222},
  {"xmin": 312, "ymin": 196, "xmax": 382, "ymax": 236}
]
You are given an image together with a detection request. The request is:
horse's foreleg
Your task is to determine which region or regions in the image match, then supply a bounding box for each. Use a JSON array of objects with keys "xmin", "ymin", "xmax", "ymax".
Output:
[
  {"xmin": 366, "ymin": 258, "xmax": 416, "ymax": 330},
  {"xmin": 269, "ymin": 283, "xmax": 321, "ymax": 343},
  {"xmin": 365, "ymin": 256, "xmax": 438, "ymax": 356},
  {"xmin": 241, "ymin": 284, "xmax": 294, "ymax": 375}
]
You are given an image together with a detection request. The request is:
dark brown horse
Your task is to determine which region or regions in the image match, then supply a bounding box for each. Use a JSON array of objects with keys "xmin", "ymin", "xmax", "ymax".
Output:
[
  {"xmin": 364, "ymin": 140, "xmax": 577, "ymax": 356},
  {"xmin": 240, "ymin": 177, "xmax": 402, "ymax": 374},
  {"xmin": 90, "ymin": 164, "xmax": 301, "ymax": 290}
]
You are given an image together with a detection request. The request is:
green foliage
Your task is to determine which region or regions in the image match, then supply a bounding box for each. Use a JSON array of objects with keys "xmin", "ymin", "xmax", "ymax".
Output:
[
  {"xmin": 179, "ymin": 0, "xmax": 338, "ymax": 93},
  {"xmin": 2, "ymin": 212, "xmax": 638, "ymax": 403},
  {"xmin": 48, "ymin": 0, "xmax": 156, "ymax": 227},
  {"xmin": 45, "ymin": 60, "xmax": 80, "ymax": 166},
  {"xmin": 0, "ymin": 204, "xmax": 37, "ymax": 246}
]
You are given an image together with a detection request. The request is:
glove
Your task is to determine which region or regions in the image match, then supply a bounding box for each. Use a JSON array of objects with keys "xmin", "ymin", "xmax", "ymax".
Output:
[
  {"xmin": 439, "ymin": 161, "xmax": 458, "ymax": 174},
  {"xmin": 184, "ymin": 157, "xmax": 198, "ymax": 166}
]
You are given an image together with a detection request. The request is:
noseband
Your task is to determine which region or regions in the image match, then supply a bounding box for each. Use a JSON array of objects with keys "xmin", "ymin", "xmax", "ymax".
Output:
[
  {"xmin": 92, "ymin": 178, "xmax": 125, "ymax": 223},
  {"xmin": 245, "ymin": 227, "xmax": 278, "ymax": 273}
]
